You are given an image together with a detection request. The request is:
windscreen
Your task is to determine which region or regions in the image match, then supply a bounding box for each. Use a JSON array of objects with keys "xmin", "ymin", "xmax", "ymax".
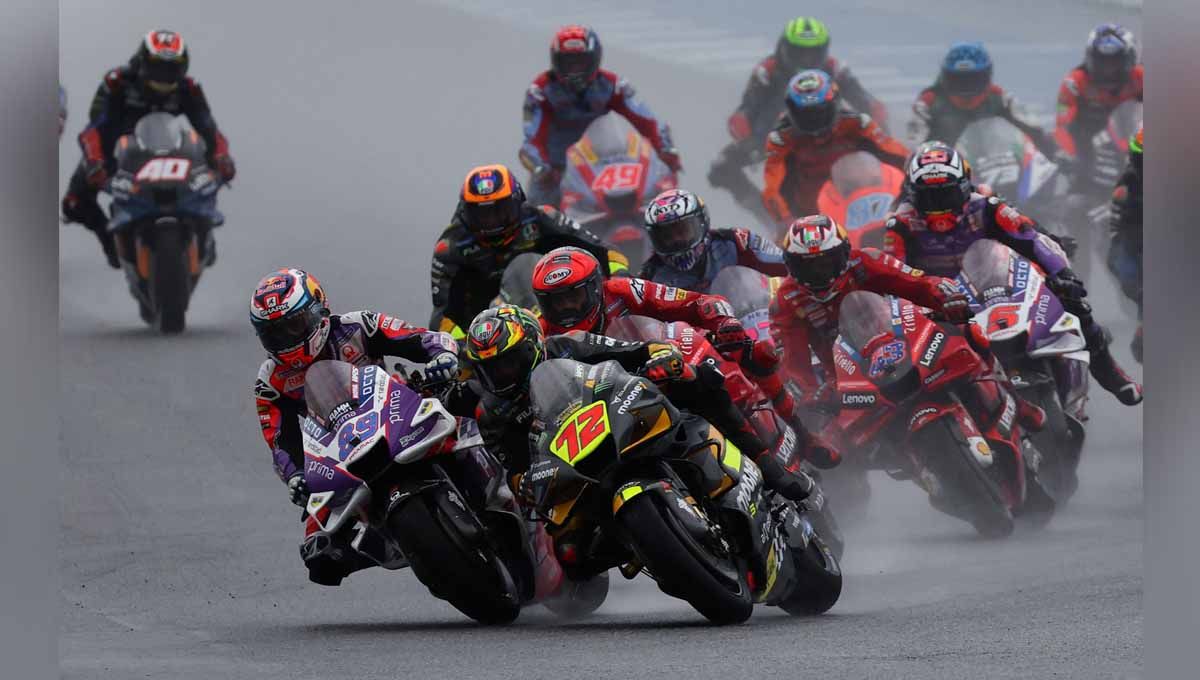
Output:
[
  {"xmin": 304, "ymin": 360, "xmax": 358, "ymax": 430},
  {"xmin": 960, "ymin": 239, "xmax": 1016, "ymax": 303},
  {"xmin": 1108, "ymin": 100, "xmax": 1142, "ymax": 151},
  {"xmin": 831, "ymin": 151, "xmax": 885, "ymax": 197},
  {"xmin": 605, "ymin": 314, "xmax": 668, "ymax": 344},
  {"xmin": 582, "ymin": 113, "xmax": 636, "ymax": 161},
  {"xmin": 499, "ymin": 253, "xmax": 542, "ymax": 311},
  {"xmin": 710, "ymin": 266, "xmax": 772, "ymax": 320},
  {"xmin": 133, "ymin": 113, "xmax": 187, "ymax": 153},
  {"xmin": 838, "ymin": 291, "xmax": 896, "ymax": 351},
  {"xmin": 958, "ymin": 117, "xmax": 1025, "ymax": 166},
  {"xmin": 530, "ymin": 358, "xmax": 593, "ymax": 425}
]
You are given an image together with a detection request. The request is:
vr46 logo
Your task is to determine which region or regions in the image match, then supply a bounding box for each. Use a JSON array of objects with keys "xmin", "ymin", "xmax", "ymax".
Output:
[{"xmin": 135, "ymin": 157, "xmax": 191, "ymax": 182}]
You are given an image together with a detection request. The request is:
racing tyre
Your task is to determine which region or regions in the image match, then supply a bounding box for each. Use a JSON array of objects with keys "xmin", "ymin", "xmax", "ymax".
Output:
[
  {"xmin": 620, "ymin": 492, "xmax": 753, "ymax": 625},
  {"xmin": 779, "ymin": 535, "xmax": 842, "ymax": 615},
  {"xmin": 149, "ymin": 226, "xmax": 191, "ymax": 334},
  {"xmin": 388, "ymin": 494, "xmax": 521, "ymax": 625},
  {"xmin": 918, "ymin": 418, "xmax": 1014, "ymax": 538},
  {"xmin": 1026, "ymin": 383, "xmax": 1080, "ymax": 502}
]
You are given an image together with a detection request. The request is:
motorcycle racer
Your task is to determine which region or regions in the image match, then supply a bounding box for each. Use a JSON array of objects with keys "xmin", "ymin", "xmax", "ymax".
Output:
[
  {"xmin": 638, "ymin": 188, "xmax": 789, "ymax": 292},
  {"xmin": 249, "ymin": 268, "xmax": 461, "ymax": 585},
  {"xmin": 460, "ymin": 305, "xmax": 823, "ymax": 503},
  {"xmin": 884, "ymin": 142, "xmax": 1143, "ymax": 405},
  {"xmin": 533, "ymin": 245, "xmax": 829, "ymax": 462},
  {"xmin": 1108, "ymin": 127, "xmax": 1143, "ymax": 361},
  {"xmin": 762, "ymin": 70, "xmax": 909, "ymax": 225},
  {"xmin": 1054, "ymin": 24, "xmax": 1142, "ymax": 176},
  {"xmin": 770, "ymin": 215, "xmax": 971, "ymax": 397},
  {"xmin": 61, "ymin": 29, "xmax": 236, "ymax": 268},
  {"xmin": 519, "ymin": 25, "xmax": 680, "ymax": 205},
  {"xmin": 429, "ymin": 164, "xmax": 630, "ymax": 337},
  {"xmin": 906, "ymin": 42, "xmax": 1056, "ymax": 157},
  {"xmin": 707, "ymin": 17, "xmax": 889, "ymax": 198}
]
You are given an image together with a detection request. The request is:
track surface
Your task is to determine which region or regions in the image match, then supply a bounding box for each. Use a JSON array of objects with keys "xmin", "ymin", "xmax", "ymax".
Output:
[{"xmin": 60, "ymin": 2, "xmax": 1142, "ymax": 678}]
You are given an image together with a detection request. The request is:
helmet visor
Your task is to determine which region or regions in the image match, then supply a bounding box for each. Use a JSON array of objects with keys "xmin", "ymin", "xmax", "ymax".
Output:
[
  {"xmin": 1087, "ymin": 51, "xmax": 1130, "ymax": 85},
  {"xmin": 780, "ymin": 43, "xmax": 828, "ymax": 70},
  {"xmin": 476, "ymin": 340, "xmax": 537, "ymax": 397},
  {"xmin": 942, "ymin": 68, "xmax": 990, "ymax": 96},
  {"xmin": 142, "ymin": 58, "xmax": 185, "ymax": 91},
  {"xmin": 788, "ymin": 100, "xmax": 837, "ymax": 135},
  {"xmin": 464, "ymin": 195, "xmax": 522, "ymax": 241},
  {"xmin": 913, "ymin": 182, "xmax": 968, "ymax": 215},
  {"xmin": 648, "ymin": 213, "xmax": 706, "ymax": 255},
  {"xmin": 785, "ymin": 246, "xmax": 848, "ymax": 290},
  {"xmin": 552, "ymin": 52, "xmax": 598, "ymax": 85},
  {"xmin": 537, "ymin": 280, "xmax": 600, "ymax": 328},
  {"xmin": 256, "ymin": 304, "xmax": 323, "ymax": 354}
]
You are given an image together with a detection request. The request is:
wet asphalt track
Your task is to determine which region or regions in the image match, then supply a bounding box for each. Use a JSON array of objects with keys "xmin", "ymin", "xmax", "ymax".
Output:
[{"xmin": 60, "ymin": 1, "xmax": 1142, "ymax": 677}]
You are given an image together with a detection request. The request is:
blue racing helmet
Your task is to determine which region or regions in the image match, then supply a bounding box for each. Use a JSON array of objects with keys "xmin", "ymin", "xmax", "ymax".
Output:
[
  {"xmin": 940, "ymin": 42, "xmax": 993, "ymax": 98},
  {"xmin": 785, "ymin": 69, "xmax": 840, "ymax": 136}
]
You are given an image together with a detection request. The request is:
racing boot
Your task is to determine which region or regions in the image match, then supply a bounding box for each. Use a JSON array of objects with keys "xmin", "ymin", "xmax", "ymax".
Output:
[
  {"xmin": 755, "ymin": 453, "xmax": 816, "ymax": 502},
  {"xmin": 1085, "ymin": 325, "xmax": 1143, "ymax": 405},
  {"xmin": 63, "ymin": 191, "xmax": 119, "ymax": 269},
  {"xmin": 1015, "ymin": 396, "xmax": 1047, "ymax": 432}
]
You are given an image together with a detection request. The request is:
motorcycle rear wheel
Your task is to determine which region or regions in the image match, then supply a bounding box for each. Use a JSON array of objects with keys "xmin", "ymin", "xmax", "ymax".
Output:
[
  {"xmin": 778, "ymin": 534, "xmax": 842, "ymax": 616},
  {"xmin": 620, "ymin": 493, "xmax": 753, "ymax": 625}
]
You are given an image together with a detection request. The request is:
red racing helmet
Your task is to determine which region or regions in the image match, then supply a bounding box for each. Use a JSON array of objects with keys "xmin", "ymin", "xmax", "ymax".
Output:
[
  {"xmin": 551, "ymin": 25, "xmax": 602, "ymax": 93},
  {"xmin": 532, "ymin": 247, "xmax": 605, "ymax": 333}
]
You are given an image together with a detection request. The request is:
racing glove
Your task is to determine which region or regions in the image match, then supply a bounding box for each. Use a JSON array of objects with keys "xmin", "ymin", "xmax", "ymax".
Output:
[
  {"xmin": 935, "ymin": 280, "xmax": 972, "ymax": 322},
  {"xmin": 1047, "ymin": 268, "xmax": 1088, "ymax": 307},
  {"xmin": 727, "ymin": 111, "xmax": 752, "ymax": 142},
  {"xmin": 642, "ymin": 344, "xmax": 690, "ymax": 383},
  {"xmin": 710, "ymin": 318, "xmax": 750, "ymax": 351},
  {"xmin": 422, "ymin": 351, "xmax": 460, "ymax": 388},
  {"xmin": 213, "ymin": 152, "xmax": 236, "ymax": 183},
  {"xmin": 83, "ymin": 157, "xmax": 108, "ymax": 189},
  {"xmin": 287, "ymin": 473, "xmax": 310, "ymax": 508}
]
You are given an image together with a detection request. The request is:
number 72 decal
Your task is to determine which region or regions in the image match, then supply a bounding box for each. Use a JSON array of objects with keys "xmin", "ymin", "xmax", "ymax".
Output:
[{"xmin": 551, "ymin": 400, "xmax": 611, "ymax": 465}]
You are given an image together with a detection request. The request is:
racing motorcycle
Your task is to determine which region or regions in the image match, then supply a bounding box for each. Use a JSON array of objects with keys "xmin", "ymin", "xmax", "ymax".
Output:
[
  {"xmin": 107, "ymin": 112, "xmax": 224, "ymax": 334},
  {"xmin": 956, "ymin": 239, "xmax": 1089, "ymax": 501},
  {"xmin": 524, "ymin": 358, "xmax": 842, "ymax": 624},
  {"xmin": 560, "ymin": 113, "xmax": 677, "ymax": 271},
  {"xmin": 814, "ymin": 151, "xmax": 905, "ymax": 249},
  {"xmin": 606, "ymin": 313, "xmax": 843, "ymax": 558},
  {"xmin": 957, "ymin": 117, "xmax": 1067, "ymax": 219},
  {"xmin": 830, "ymin": 291, "xmax": 1055, "ymax": 536},
  {"xmin": 1056, "ymin": 100, "xmax": 1142, "ymax": 283},
  {"xmin": 301, "ymin": 360, "xmax": 534, "ymax": 624},
  {"xmin": 495, "ymin": 252, "xmax": 542, "ymax": 313}
]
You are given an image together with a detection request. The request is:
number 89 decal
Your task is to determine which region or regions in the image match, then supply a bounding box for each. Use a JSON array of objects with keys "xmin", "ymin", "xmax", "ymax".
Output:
[
  {"xmin": 550, "ymin": 400, "xmax": 611, "ymax": 465},
  {"xmin": 337, "ymin": 412, "xmax": 380, "ymax": 461}
]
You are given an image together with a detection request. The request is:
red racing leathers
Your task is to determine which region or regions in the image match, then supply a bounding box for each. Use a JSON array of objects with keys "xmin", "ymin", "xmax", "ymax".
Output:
[
  {"xmin": 763, "ymin": 112, "xmax": 909, "ymax": 224},
  {"xmin": 769, "ymin": 248, "xmax": 955, "ymax": 395},
  {"xmin": 1054, "ymin": 64, "xmax": 1143, "ymax": 163}
]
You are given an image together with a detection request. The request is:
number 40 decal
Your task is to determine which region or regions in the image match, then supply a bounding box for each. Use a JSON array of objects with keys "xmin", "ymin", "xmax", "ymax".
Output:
[
  {"xmin": 550, "ymin": 400, "xmax": 611, "ymax": 465},
  {"xmin": 135, "ymin": 157, "xmax": 192, "ymax": 182}
]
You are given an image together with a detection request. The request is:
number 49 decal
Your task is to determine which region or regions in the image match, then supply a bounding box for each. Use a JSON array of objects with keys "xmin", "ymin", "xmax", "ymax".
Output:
[
  {"xmin": 550, "ymin": 400, "xmax": 611, "ymax": 465},
  {"xmin": 135, "ymin": 157, "xmax": 192, "ymax": 182}
]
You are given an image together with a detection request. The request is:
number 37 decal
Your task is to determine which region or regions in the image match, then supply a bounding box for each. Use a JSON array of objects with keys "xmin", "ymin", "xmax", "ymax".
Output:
[{"xmin": 551, "ymin": 400, "xmax": 611, "ymax": 465}]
